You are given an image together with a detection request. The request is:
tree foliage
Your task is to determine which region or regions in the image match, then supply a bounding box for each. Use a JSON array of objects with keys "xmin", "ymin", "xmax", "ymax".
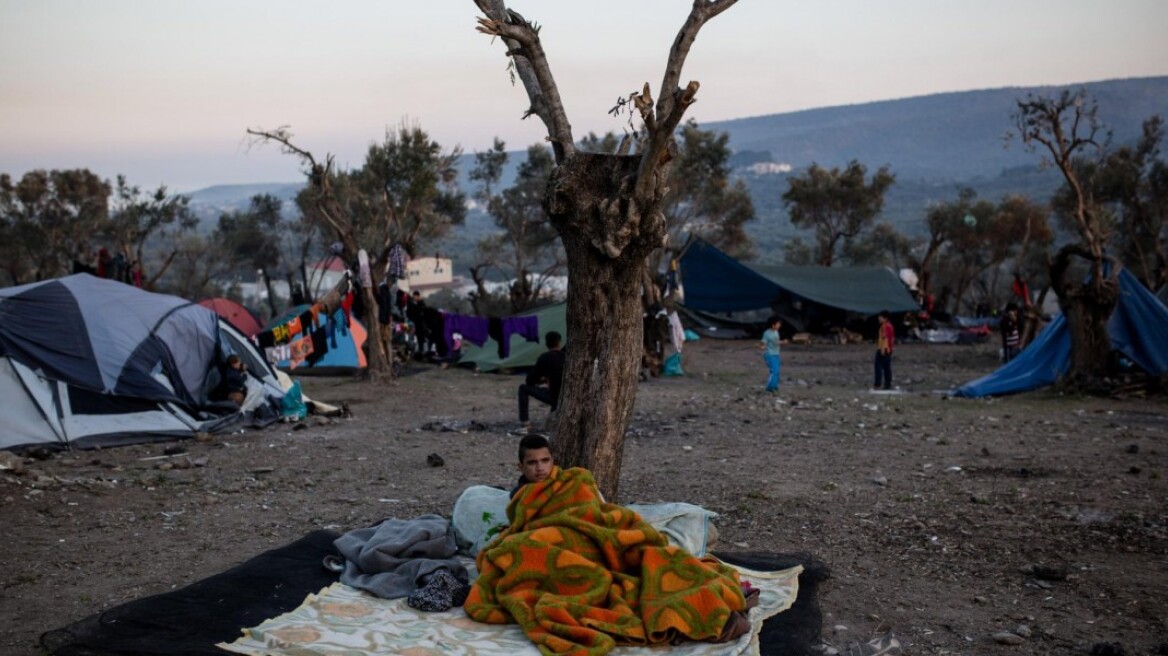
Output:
[
  {"xmin": 662, "ymin": 120, "xmax": 756, "ymax": 261},
  {"xmin": 781, "ymin": 161, "xmax": 895, "ymax": 266},
  {"xmin": 918, "ymin": 188, "xmax": 1052, "ymax": 314},
  {"xmin": 107, "ymin": 176, "xmax": 197, "ymax": 288},
  {"xmin": 1054, "ymin": 115, "xmax": 1168, "ymax": 291},
  {"xmin": 0, "ymin": 169, "xmax": 110, "ymax": 284},
  {"xmin": 470, "ymin": 140, "xmax": 564, "ymax": 313}
]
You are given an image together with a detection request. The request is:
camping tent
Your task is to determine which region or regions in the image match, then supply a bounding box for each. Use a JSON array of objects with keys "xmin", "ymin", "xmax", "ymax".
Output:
[
  {"xmin": 198, "ymin": 297, "xmax": 263, "ymax": 337},
  {"xmin": 0, "ymin": 274, "xmax": 282, "ymax": 451},
  {"xmin": 677, "ymin": 237, "xmax": 918, "ymax": 331},
  {"xmin": 263, "ymin": 304, "xmax": 367, "ymax": 374},
  {"xmin": 954, "ymin": 269, "xmax": 1168, "ymax": 397},
  {"xmin": 459, "ymin": 303, "xmax": 566, "ymax": 373}
]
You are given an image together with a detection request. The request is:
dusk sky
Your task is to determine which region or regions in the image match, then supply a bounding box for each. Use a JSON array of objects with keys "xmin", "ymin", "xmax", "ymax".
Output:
[{"xmin": 2, "ymin": 1, "xmax": 1166, "ymax": 192}]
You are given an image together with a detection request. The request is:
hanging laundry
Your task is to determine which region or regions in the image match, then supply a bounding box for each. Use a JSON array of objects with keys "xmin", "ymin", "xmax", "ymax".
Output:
[
  {"xmin": 489, "ymin": 315, "xmax": 541, "ymax": 358},
  {"xmin": 387, "ymin": 243, "xmax": 408, "ymax": 279},
  {"xmin": 443, "ymin": 313, "xmax": 490, "ymax": 353},
  {"xmin": 288, "ymin": 334, "xmax": 315, "ymax": 369}
]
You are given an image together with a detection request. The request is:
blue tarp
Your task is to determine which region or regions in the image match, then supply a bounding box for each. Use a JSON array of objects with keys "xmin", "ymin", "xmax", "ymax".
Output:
[
  {"xmin": 678, "ymin": 237, "xmax": 918, "ymax": 315},
  {"xmin": 954, "ymin": 269, "xmax": 1168, "ymax": 397}
]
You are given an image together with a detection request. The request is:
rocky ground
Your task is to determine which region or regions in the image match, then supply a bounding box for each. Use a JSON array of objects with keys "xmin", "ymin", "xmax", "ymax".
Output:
[{"xmin": 2, "ymin": 339, "xmax": 1166, "ymax": 655}]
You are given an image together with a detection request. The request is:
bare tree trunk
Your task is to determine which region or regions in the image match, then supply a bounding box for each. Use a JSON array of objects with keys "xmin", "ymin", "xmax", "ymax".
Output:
[
  {"xmin": 544, "ymin": 154, "xmax": 664, "ymax": 501},
  {"xmin": 1050, "ymin": 246, "xmax": 1119, "ymax": 385}
]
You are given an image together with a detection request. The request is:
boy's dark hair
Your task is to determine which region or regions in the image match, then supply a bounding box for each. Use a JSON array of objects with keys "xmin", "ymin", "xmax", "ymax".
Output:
[
  {"xmin": 878, "ymin": 310, "xmax": 890, "ymax": 320},
  {"xmin": 545, "ymin": 331, "xmax": 562, "ymax": 349},
  {"xmin": 766, "ymin": 315, "xmax": 781, "ymax": 327},
  {"xmin": 518, "ymin": 433, "xmax": 552, "ymax": 462}
]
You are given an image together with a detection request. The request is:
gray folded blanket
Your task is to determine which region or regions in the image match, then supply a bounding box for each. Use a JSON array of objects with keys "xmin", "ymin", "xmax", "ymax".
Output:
[{"xmin": 328, "ymin": 514, "xmax": 468, "ymax": 599}]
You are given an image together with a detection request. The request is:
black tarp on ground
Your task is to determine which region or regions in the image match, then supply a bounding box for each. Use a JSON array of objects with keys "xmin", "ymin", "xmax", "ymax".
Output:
[
  {"xmin": 41, "ymin": 532, "xmax": 829, "ymax": 656},
  {"xmin": 41, "ymin": 531, "xmax": 342, "ymax": 656}
]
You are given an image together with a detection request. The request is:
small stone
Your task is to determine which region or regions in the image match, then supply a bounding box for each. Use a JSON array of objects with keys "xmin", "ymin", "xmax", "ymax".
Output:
[
  {"xmin": 194, "ymin": 432, "xmax": 215, "ymax": 443},
  {"xmin": 1032, "ymin": 565, "xmax": 1068, "ymax": 581},
  {"xmin": 426, "ymin": 453, "xmax": 445, "ymax": 467},
  {"xmin": 973, "ymin": 596, "xmax": 988, "ymax": 604},
  {"xmin": 871, "ymin": 475, "xmax": 888, "ymax": 486},
  {"xmin": 163, "ymin": 445, "xmax": 187, "ymax": 456},
  {"xmin": 682, "ymin": 445, "xmax": 693, "ymax": 451},
  {"xmin": 1125, "ymin": 444, "xmax": 1139, "ymax": 454},
  {"xmin": 992, "ymin": 631, "xmax": 1025, "ymax": 645},
  {"xmin": 191, "ymin": 457, "xmax": 209, "ymax": 468},
  {"xmin": 157, "ymin": 462, "xmax": 174, "ymax": 471},
  {"xmin": 1089, "ymin": 642, "xmax": 1127, "ymax": 656},
  {"xmin": 1014, "ymin": 624, "xmax": 1032, "ymax": 638},
  {"xmin": 251, "ymin": 466, "xmax": 275, "ymax": 474}
]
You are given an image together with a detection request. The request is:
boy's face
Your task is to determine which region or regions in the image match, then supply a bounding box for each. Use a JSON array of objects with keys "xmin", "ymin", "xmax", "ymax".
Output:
[{"xmin": 518, "ymin": 447, "xmax": 554, "ymax": 483}]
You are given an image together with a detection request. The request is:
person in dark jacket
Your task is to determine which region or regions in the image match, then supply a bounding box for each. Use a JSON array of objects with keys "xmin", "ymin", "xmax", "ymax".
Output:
[
  {"xmin": 220, "ymin": 355, "xmax": 249, "ymax": 406},
  {"xmin": 517, "ymin": 331, "xmax": 565, "ymax": 433}
]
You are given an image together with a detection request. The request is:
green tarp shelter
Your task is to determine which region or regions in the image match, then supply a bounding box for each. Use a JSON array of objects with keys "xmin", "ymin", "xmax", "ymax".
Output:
[
  {"xmin": 677, "ymin": 237, "xmax": 918, "ymax": 332},
  {"xmin": 679, "ymin": 237, "xmax": 918, "ymax": 315},
  {"xmin": 459, "ymin": 303, "xmax": 567, "ymax": 372}
]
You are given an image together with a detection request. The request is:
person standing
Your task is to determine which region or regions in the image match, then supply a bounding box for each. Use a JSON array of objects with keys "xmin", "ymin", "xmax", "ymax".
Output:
[
  {"xmin": 758, "ymin": 316, "xmax": 783, "ymax": 393},
  {"xmin": 1000, "ymin": 304, "xmax": 1022, "ymax": 363},
  {"xmin": 517, "ymin": 331, "xmax": 565, "ymax": 433},
  {"xmin": 874, "ymin": 310, "xmax": 895, "ymax": 390}
]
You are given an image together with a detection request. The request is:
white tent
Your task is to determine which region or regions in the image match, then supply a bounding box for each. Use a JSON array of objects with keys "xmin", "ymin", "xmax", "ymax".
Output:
[{"xmin": 0, "ymin": 274, "xmax": 283, "ymax": 451}]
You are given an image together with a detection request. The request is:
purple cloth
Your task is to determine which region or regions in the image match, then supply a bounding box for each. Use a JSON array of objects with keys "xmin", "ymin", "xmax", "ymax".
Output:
[
  {"xmin": 443, "ymin": 314, "xmax": 490, "ymax": 353},
  {"xmin": 499, "ymin": 316, "xmax": 540, "ymax": 359}
]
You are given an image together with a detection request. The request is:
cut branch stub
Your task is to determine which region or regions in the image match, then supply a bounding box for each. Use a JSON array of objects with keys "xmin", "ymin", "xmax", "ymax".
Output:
[{"xmin": 544, "ymin": 153, "xmax": 666, "ymax": 261}]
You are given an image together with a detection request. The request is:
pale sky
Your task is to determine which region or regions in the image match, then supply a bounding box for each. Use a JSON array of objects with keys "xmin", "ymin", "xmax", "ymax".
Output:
[{"xmin": 2, "ymin": 1, "xmax": 1166, "ymax": 192}]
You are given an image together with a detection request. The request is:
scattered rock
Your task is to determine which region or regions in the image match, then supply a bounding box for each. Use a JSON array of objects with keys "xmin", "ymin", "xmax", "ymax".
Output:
[
  {"xmin": 973, "ymin": 596, "xmax": 988, "ymax": 604},
  {"xmin": 992, "ymin": 631, "xmax": 1025, "ymax": 645},
  {"xmin": 250, "ymin": 466, "xmax": 275, "ymax": 474},
  {"xmin": 871, "ymin": 475, "xmax": 888, "ymax": 486},
  {"xmin": 163, "ymin": 445, "xmax": 187, "ymax": 456},
  {"xmin": 1090, "ymin": 642, "xmax": 1126, "ymax": 656},
  {"xmin": 1125, "ymin": 444, "xmax": 1138, "ymax": 454},
  {"xmin": 194, "ymin": 432, "xmax": 215, "ymax": 443},
  {"xmin": 426, "ymin": 453, "xmax": 445, "ymax": 467},
  {"xmin": 1031, "ymin": 564, "xmax": 1068, "ymax": 581},
  {"xmin": 292, "ymin": 422, "xmax": 308, "ymax": 431},
  {"xmin": 191, "ymin": 457, "xmax": 209, "ymax": 468},
  {"xmin": 1014, "ymin": 624, "xmax": 1032, "ymax": 638},
  {"xmin": 0, "ymin": 452, "xmax": 25, "ymax": 474}
]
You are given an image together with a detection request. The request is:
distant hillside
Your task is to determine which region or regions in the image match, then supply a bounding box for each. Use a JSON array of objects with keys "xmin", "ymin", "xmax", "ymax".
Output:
[
  {"xmin": 184, "ymin": 76, "xmax": 1168, "ymax": 265},
  {"xmin": 185, "ymin": 182, "xmax": 304, "ymax": 231},
  {"xmin": 704, "ymin": 76, "xmax": 1168, "ymax": 180}
]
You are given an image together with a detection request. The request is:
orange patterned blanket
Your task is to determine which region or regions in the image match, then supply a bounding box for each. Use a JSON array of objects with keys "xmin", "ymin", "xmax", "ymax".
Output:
[{"xmin": 464, "ymin": 467, "xmax": 746, "ymax": 656}]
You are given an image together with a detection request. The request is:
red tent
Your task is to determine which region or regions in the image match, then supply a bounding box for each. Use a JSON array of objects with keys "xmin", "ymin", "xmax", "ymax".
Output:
[{"xmin": 198, "ymin": 298, "xmax": 263, "ymax": 338}]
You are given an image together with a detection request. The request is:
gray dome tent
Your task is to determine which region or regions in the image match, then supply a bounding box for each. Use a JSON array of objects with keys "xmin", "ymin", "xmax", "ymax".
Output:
[{"xmin": 0, "ymin": 274, "xmax": 283, "ymax": 451}]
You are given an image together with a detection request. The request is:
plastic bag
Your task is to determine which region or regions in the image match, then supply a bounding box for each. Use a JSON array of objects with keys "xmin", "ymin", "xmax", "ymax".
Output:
[
  {"xmin": 280, "ymin": 381, "xmax": 307, "ymax": 421},
  {"xmin": 664, "ymin": 352, "xmax": 684, "ymax": 376}
]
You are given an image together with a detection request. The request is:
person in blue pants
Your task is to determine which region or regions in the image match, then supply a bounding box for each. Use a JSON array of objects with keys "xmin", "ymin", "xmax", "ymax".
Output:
[{"xmin": 758, "ymin": 316, "xmax": 783, "ymax": 393}]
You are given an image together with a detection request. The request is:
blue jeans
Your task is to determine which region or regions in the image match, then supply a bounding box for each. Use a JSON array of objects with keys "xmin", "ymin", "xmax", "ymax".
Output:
[
  {"xmin": 763, "ymin": 353, "xmax": 781, "ymax": 392},
  {"xmin": 874, "ymin": 350, "xmax": 892, "ymax": 389},
  {"xmin": 518, "ymin": 384, "xmax": 554, "ymax": 422}
]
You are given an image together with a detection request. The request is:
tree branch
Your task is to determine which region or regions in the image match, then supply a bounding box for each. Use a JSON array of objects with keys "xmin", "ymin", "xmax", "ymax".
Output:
[
  {"xmin": 636, "ymin": 0, "xmax": 736, "ymax": 198},
  {"xmin": 474, "ymin": 1, "xmax": 575, "ymax": 162}
]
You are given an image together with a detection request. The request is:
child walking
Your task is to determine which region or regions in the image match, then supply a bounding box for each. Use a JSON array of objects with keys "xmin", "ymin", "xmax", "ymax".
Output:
[{"xmin": 759, "ymin": 316, "xmax": 783, "ymax": 393}]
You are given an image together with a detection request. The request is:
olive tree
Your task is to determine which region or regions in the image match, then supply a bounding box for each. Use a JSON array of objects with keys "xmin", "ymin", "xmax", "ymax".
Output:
[{"xmin": 472, "ymin": 0, "xmax": 739, "ymax": 500}]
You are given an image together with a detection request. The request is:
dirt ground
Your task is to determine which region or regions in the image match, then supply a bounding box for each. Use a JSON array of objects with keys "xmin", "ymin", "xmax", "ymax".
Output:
[{"xmin": 1, "ymin": 339, "xmax": 1166, "ymax": 655}]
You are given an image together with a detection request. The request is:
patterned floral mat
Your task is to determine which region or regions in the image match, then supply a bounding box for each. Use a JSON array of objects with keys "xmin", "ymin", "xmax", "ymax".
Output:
[{"xmin": 219, "ymin": 562, "xmax": 801, "ymax": 656}]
